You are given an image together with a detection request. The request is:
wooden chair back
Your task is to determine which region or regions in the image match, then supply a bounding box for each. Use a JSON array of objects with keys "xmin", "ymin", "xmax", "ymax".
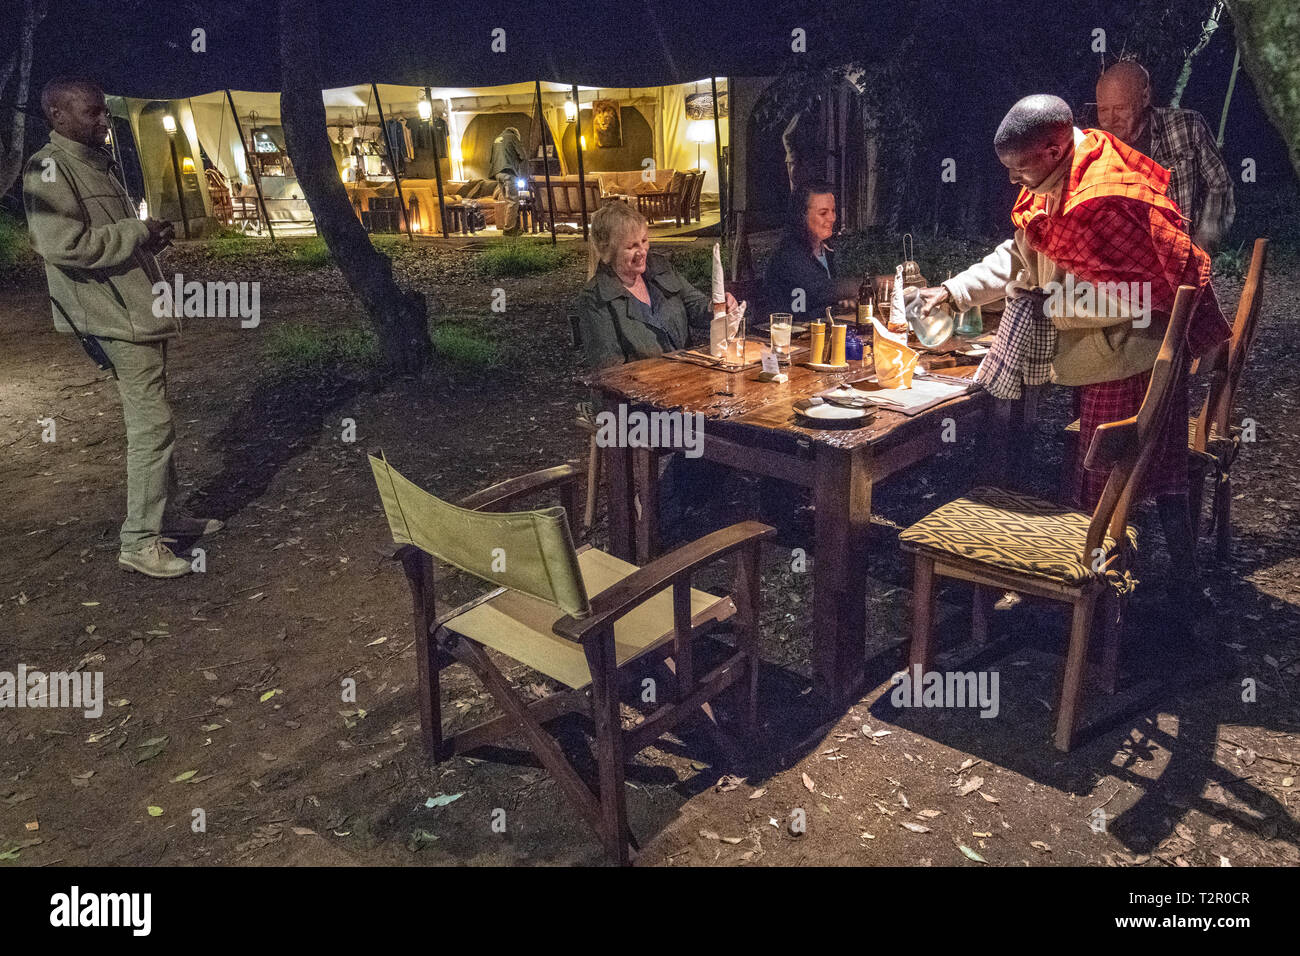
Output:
[
  {"xmin": 687, "ymin": 169, "xmax": 705, "ymax": 220},
  {"xmin": 1083, "ymin": 285, "xmax": 1196, "ymax": 560},
  {"xmin": 1194, "ymin": 238, "xmax": 1268, "ymax": 448},
  {"xmin": 368, "ymin": 453, "xmax": 590, "ymax": 618}
]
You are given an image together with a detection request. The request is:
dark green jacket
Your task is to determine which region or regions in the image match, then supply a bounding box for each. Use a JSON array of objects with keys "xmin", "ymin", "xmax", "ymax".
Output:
[
  {"xmin": 23, "ymin": 131, "xmax": 175, "ymax": 342},
  {"xmin": 577, "ymin": 253, "xmax": 713, "ymax": 369},
  {"xmin": 489, "ymin": 130, "xmax": 527, "ymax": 178}
]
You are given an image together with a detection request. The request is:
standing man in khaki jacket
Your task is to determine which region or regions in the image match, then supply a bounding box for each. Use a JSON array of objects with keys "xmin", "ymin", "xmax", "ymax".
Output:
[{"xmin": 23, "ymin": 77, "xmax": 221, "ymax": 578}]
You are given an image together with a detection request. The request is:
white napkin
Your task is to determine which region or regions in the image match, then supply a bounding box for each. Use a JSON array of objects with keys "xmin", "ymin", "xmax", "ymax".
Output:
[
  {"xmin": 711, "ymin": 242, "xmax": 725, "ymax": 306},
  {"xmin": 891, "ymin": 264, "xmax": 907, "ymax": 321}
]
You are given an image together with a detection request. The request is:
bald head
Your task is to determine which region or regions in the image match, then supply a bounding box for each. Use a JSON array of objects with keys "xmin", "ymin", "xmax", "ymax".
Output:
[
  {"xmin": 1096, "ymin": 60, "xmax": 1151, "ymax": 144},
  {"xmin": 993, "ymin": 95, "xmax": 1075, "ymax": 192},
  {"xmin": 41, "ymin": 77, "xmax": 110, "ymax": 147}
]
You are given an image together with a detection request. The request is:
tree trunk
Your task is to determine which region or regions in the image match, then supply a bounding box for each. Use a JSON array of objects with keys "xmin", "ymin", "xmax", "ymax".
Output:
[
  {"xmin": 277, "ymin": 0, "xmax": 434, "ymax": 376},
  {"xmin": 0, "ymin": 0, "xmax": 48, "ymax": 200},
  {"xmin": 1225, "ymin": 0, "xmax": 1300, "ymax": 180},
  {"xmin": 1170, "ymin": 1, "xmax": 1224, "ymax": 108}
]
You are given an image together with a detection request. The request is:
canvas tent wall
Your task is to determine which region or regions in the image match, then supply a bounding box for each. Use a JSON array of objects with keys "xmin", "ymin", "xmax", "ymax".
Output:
[{"xmin": 112, "ymin": 78, "xmax": 732, "ymax": 233}]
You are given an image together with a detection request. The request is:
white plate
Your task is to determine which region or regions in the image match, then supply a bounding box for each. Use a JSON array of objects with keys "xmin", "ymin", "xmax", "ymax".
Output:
[{"xmin": 795, "ymin": 402, "xmax": 870, "ymax": 421}]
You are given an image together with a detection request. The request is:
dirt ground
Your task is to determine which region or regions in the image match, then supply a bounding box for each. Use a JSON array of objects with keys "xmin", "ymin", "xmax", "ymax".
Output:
[{"xmin": 1, "ymin": 238, "xmax": 1297, "ymax": 867}]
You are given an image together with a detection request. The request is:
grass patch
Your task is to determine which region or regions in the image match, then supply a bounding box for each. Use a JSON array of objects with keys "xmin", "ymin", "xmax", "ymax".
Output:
[
  {"xmin": 204, "ymin": 228, "xmax": 260, "ymax": 260},
  {"xmin": 473, "ymin": 239, "xmax": 570, "ymax": 277},
  {"xmin": 260, "ymin": 322, "xmax": 378, "ymax": 373},
  {"xmin": 282, "ymin": 236, "xmax": 334, "ymax": 270},
  {"xmin": 260, "ymin": 314, "xmax": 504, "ymax": 375},
  {"xmin": 0, "ymin": 212, "xmax": 32, "ymax": 272},
  {"xmin": 666, "ymin": 244, "xmax": 728, "ymax": 289},
  {"xmin": 1212, "ymin": 241, "xmax": 1251, "ymax": 279},
  {"xmin": 431, "ymin": 323, "xmax": 501, "ymax": 367}
]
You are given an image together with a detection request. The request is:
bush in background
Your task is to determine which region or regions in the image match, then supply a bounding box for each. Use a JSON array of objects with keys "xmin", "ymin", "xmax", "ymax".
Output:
[{"xmin": 0, "ymin": 213, "xmax": 33, "ymax": 272}]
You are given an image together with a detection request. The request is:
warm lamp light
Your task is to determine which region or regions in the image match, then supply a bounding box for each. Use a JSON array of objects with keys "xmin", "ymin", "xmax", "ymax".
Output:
[
  {"xmin": 417, "ymin": 97, "xmax": 432, "ymax": 121},
  {"xmin": 580, "ymin": 134, "xmax": 586, "ymax": 150},
  {"xmin": 686, "ymin": 120, "xmax": 714, "ymax": 144},
  {"xmin": 181, "ymin": 157, "xmax": 195, "ymax": 174},
  {"xmin": 687, "ymin": 121, "xmax": 713, "ymax": 169},
  {"xmin": 162, "ymin": 114, "xmax": 177, "ymax": 134},
  {"xmin": 564, "ymin": 98, "xmax": 577, "ymax": 122}
]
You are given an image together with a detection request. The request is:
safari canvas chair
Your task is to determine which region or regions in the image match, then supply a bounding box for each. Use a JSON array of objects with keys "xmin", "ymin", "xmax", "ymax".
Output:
[
  {"xmin": 1062, "ymin": 239, "xmax": 1267, "ymax": 561},
  {"xmin": 899, "ymin": 285, "xmax": 1196, "ymax": 752},
  {"xmin": 368, "ymin": 453, "xmax": 775, "ymax": 864}
]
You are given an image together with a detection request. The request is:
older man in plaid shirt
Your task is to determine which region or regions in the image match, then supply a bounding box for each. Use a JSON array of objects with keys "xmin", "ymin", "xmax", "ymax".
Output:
[
  {"xmin": 920, "ymin": 94, "xmax": 1231, "ymax": 618},
  {"xmin": 1097, "ymin": 60, "xmax": 1235, "ymax": 253}
]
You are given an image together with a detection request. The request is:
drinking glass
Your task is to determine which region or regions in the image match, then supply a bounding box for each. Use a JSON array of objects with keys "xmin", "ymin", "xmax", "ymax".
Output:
[
  {"xmin": 729, "ymin": 310, "xmax": 747, "ymax": 363},
  {"xmin": 769, "ymin": 313, "xmax": 793, "ymax": 363}
]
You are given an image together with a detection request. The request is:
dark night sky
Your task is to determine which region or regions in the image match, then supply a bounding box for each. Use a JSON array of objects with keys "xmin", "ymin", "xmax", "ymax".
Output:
[
  {"xmin": 13, "ymin": 0, "xmax": 1284, "ymax": 174},
  {"xmin": 4, "ymin": 0, "xmax": 1294, "ymax": 229}
]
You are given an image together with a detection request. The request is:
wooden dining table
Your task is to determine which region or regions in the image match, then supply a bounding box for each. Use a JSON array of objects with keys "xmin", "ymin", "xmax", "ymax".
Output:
[{"xmin": 584, "ymin": 339, "xmax": 996, "ymax": 709}]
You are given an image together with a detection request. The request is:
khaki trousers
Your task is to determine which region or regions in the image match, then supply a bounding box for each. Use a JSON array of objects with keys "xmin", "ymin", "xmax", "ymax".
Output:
[
  {"xmin": 97, "ymin": 337, "xmax": 178, "ymax": 552},
  {"xmin": 495, "ymin": 172, "xmax": 520, "ymax": 231}
]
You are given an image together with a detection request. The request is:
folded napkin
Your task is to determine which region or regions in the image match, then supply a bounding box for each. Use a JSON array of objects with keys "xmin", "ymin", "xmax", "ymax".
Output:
[{"xmin": 870, "ymin": 316, "xmax": 919, "ymax": 388}]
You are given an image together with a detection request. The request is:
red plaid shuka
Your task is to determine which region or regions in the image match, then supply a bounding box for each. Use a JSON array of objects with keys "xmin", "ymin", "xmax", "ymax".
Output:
[
  {"xmin": 1075, "ymin": 367, "xmax": 1188, "ymax": 511},
  {"xmin": 1010, "ymin": 128, "xmax": 1230, "ymax": 359},
  {"xmin": 1010, "ymin": 128, "xmax": 1228, "ymax": 510}
]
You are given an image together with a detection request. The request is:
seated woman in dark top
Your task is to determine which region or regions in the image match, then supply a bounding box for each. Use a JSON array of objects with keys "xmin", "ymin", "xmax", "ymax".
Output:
[
  {"xmin": 762, "ymin": 179, "xmax": 861, "ymax": 319},
  {"xmin": 577, "ymin": 202, "xmax": 735, "ymax": 368}
]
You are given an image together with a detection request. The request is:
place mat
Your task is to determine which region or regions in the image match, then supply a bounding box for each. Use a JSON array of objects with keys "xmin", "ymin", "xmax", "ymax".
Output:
[{"xmin": 818, "ymin": 375, "xmax": 976, "ymax": 416}]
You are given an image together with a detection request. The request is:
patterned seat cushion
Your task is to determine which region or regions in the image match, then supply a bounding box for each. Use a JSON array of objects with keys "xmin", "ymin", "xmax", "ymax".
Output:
[{"xmin": 899, "ymin": 486, "xmax": 1138, "ymax": 586}]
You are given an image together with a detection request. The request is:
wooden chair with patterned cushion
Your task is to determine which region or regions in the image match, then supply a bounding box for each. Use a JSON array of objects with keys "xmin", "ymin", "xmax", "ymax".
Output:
[
  {"xmin": 1188, "ymin": 238, "xmax": 1268, "ymax": 559},
  {"xmin": 900, "ymin": 285, "xmax": 1196, "ymax": 752},
  {"xmin": 1062, "ymin": 239, "xmax": 1267, "ymax": 562},
  {"xmin": 369, "ymin": 453, "xmax": 774, "ymax": 864}
]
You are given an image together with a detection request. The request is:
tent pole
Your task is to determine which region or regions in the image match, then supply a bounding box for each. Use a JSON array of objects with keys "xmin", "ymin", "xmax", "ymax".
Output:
[
  {"xmin": 106, "ymin": 113, "xmax": 134, "ymax": 204},
  {"xmin": 424, "ymin": 85, "xmax": 449, "ymax": 238},
  {"xmin": 535, "ymin": 80, "xmax": 557, "ymax": 244},
  {"xmin": 372, "ymin": 81, "xmax": 414, "ymax": 241},
  {"xmin": 167, "ymin": 137, "xmax": 192, "ymax": 239},
  {"xmin": 710, "ymin": 76, "xmax": 726, "ymax": 248},
  {"xmin": 224, "ymin": 90, "xmax": 276, "ymax": 246},
  {"xmin": 570, "ymin": 82, "xmax": 589, "ymax": 241}
]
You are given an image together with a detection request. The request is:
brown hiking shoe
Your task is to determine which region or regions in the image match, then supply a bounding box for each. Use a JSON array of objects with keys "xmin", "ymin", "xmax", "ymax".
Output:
[{"xmin": 119, "ymin": 541, "xmax": 191, "ymax": 578}]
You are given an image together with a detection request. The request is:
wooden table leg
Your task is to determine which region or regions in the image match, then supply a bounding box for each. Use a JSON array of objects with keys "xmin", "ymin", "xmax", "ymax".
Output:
[
  {"xmin": 633, "ymin": 448, "xmax": 660, "ymax": 564},
  {"xmin": 979, "ymin": 399, "xmax": 1013, "ymax": 487},
  {"xmin": 812, "ymin": 446, "xmax": 872, "ymax": 707},
  {"xmin": 605, "ymin": 443, "xmax": 636, "ymax": 562}
]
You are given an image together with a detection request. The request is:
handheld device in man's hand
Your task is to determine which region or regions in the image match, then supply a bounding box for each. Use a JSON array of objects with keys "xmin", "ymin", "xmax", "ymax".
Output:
[{"xmin": 49, "ymin": 297, "xmax": 116, "ymax": 375}]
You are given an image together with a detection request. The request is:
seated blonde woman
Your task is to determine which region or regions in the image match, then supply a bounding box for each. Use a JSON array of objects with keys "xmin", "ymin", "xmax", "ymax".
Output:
[{"xmin": 577, "ymin": 202, "xmax": 735, "ymax": 368}]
